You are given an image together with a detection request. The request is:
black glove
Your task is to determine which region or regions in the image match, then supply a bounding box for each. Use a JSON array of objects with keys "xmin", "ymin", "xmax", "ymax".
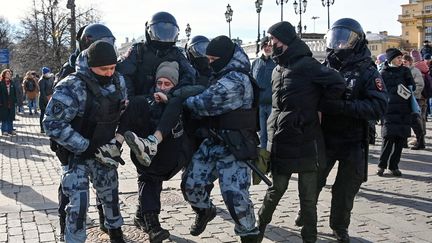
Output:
[
  {"xmin": 94, "ymin": 139, "xmax": 125, "ymax": 168},
  {"xmin": 318, "ymin": 99, "xmax": 346, "ymax": 114}
]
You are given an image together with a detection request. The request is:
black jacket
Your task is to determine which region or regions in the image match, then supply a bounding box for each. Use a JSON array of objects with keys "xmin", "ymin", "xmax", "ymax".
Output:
[
  {"xmin": 116, "ymin": 41, "xmax": 196, "ymax": 97},
  {"xmin": 118, "ymin": 95, "xmax": 189, "ymax": 181},
  {"xmin": 380, "ymin": 63, "xmax": 415, "ymax": 138},
  {"xmin": 267, "ymin": 38, "xmax": 345, "ymax": 174},
  {"xmin": 321, "ymin": 47, "xmax": 388, "ymax": 159}
]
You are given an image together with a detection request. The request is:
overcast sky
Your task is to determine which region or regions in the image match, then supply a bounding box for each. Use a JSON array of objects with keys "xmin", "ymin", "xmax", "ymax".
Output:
[{"xmin": 3, "ymin": 0, "xmax": 407, "ymax": 45}]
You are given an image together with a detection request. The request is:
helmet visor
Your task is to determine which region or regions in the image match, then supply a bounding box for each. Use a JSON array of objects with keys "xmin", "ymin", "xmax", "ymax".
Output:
[
  {"xmin": 148, "ymin": 22, "xmax": 179, "ymax": 42},
  {"xmin": 189, "ymin": 41, "xmax": 209, "ymax": 58},
  {"xmin": 326, "ymin": 27, "xmax": 360, "ymax": 50}
]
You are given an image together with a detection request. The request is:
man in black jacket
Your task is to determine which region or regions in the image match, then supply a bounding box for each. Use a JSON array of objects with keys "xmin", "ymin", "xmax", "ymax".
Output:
[
  {"xmin": 303, "ymin": 18, "xmax": 388, "ymax": 243},
  {"xmin": 255, "ymin": 21, "xmax": 346, "ymax": 243}
]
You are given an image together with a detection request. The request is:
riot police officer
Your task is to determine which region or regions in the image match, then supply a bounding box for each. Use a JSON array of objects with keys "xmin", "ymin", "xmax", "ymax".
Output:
[
  {"xmin": 117, "ymin": 11, "xmax": 196, "ymax": 97},
  {"xmin": 186, "ymin": 35, "xmax": 212, "ymax": 85},
  {"xmin": 56, "ymin": 23, "xmax": 116, "ymax": 82},
  {"xmin": 116, "ymin": 12, "xmax": 197, "ymax": 229},
  {"xmin": 43, "ymin": 40, "xmax": 127, "ymax": 243},
  {"xmin": 314, "ymin": 18, "xmax": 388, "ymax": 242},
  {"xmin": 51, "ymin": 23, "xmax": 116, "ymax": 241}
]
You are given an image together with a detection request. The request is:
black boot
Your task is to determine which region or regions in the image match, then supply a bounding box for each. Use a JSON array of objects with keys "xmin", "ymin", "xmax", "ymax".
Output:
[
  {"xmin": 97, "ymin": 204, "xmax": 108, "ymax": 233},
  {"xmin": 294, "ymin": 210, "xmax": 304, "ymax": 227},
  {"xmin": 59, "ymin": 216, "xmax": 65, "ymax": 242},
  {"xmin": 109, "ymin": 228, "xmax": 126, "ymax": 243},
  {"xmin": 241, "ymin": 235, "xmax": 258, "ymax": 243},
  {"xmin": 333, "ymin": 229, "xmax": 350, "ymax": 243},
  {"xmin": 190, "ymin": 205, "xmax": 217, "ymax": 236},
  {"xmin": 411, "ymin": 136, "xmax": 426, "ymax": 150},
  {"xmin": 134, "ymin": 205, "xmax": 148, "ymax": 232},
  {"xmin": 143, "ymin": 213, "xmax": 170, "ymax": 242}
]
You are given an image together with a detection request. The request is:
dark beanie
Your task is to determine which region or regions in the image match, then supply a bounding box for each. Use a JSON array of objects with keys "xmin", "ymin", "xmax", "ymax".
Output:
[
  {"xmin": 87, "ymin": 40, "xmax": 117, "ymax": 67},
  {"xmin": 206, "ymin": 35, "xmax": 235, "ymax": 59},
  {"xmin": 267, "ymin": 21, "xmax": 297, "ymax": 45},
  {"xmin": 385, "ymin": 48, "xmax": 403, "ymax": 63},
  {"xmin": 260, "ymin": 36, "xmax": 270, "ymax": 49},
  {"xmin": 156, "ymin": 61, "xmax": 179, "ymax": 86}
]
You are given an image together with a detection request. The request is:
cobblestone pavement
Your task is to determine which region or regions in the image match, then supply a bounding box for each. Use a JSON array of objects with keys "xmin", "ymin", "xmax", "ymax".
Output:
[{"xmin": 0, "ymin": 112, "xmax": 431, "ymax": 243}]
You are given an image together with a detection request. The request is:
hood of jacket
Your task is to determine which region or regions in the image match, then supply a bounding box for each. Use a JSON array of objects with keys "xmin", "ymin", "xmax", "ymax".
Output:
[{"xmin": 213, "ymin": 44, "xmax": 251, "ymax": 78}]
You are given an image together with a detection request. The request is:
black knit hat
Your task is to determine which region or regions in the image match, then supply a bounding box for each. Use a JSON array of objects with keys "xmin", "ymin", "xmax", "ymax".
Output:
[
  {"xmin": 87, "ymin": 40, "xmax": 117, "ymax": 67},
  {"xmin": 206, "ymin": 35, "xmax": 235, "ymax": 58},
  {"xmin": 260, "ymin": 36, "xmax": 270, "ymax": 49},
  {"xmin": 267, "ymin": 21, "xmax": 297, "ymax": 45},
  {"xmin": 385, "ymin": 48, "xmax": 403, "ymax": 63}
]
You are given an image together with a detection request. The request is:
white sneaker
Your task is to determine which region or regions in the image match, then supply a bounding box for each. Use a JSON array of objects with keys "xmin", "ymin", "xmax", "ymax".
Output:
[{"xmin": 124, "ymin": 131, "xmax": 158, "ymax": 166}]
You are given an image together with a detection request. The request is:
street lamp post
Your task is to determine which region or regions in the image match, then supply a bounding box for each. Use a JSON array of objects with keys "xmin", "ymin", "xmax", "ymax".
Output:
[
  {"xmin": 66, "ymin": 0, "xmax": 76, "ymax": 51},
  {"xmin": 276, "ymin": 0, "xmax": 289, "ymax": 21},
  {"xmin": 255, "ymin": 0, "xmax": 263, "ymax": 56},
  {"xmin": 311, "ymin": 16, "xmax": 319, "ymax": 33},
  {"xmin": 322, "ymin": 0, "xmax": 335, "ymax": 30},
  {"xmin": 293, "ymin": 0, "xmax": 307, "ymax": 38},
  {"xmin": 185, "ymin": 23, "xmax": 191, "ymax": 41},
  {"xmin": 225, "ymin": 4, "xmax": 234, "ymax": 39}
]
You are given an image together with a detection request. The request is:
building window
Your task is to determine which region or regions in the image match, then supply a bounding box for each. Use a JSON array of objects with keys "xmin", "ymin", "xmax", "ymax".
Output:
[
  {"xmin": 426, "ymin": 26, "xmax": 432, "ymax": 33},
  {"xmin": 425, "ymin": 5, "xmax": 432, "ymax": 11},
  {"xmin": 426, "ymin": 18, "xmax": 432, "ymax": 23},
  {"xmin": 406, "ymin": 31, "xmax": 409, "ymax": 36}
]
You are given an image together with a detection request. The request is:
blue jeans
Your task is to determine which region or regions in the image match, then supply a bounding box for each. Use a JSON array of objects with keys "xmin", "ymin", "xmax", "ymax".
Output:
[
  {"xmin": 258, "ymin": 105, "xmax": 272, "ymax": 149},
  {"xmin": 1, "ymin": 119, "xmax": 13, "ymax": 133},
  {"xmin": 28, "ymin": 98, "xmax": 37, "ymax": 113}
]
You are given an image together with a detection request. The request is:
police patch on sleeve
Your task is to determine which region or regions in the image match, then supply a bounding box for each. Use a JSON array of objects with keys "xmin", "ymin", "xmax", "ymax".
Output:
[
  {"xmin": 51, "ymin": 101, "xmax": 66, "ymax": 118},
  {"xmin": 375, "ymin": 78, "xmax": 384, "ymax": 91}
]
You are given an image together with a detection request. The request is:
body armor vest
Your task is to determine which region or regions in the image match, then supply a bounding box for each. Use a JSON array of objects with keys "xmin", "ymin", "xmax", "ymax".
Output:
[
  {"xmin": 135, "ymin": 43, "xmax": 178, "ymax": 95},
  {"xmin": 72, "ymin": 73, "xmax": 123, "ymax": 157}
]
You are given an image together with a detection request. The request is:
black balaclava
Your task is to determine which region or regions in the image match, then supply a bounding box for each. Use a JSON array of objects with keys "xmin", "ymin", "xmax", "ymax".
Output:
[
  {"xmin": 267, "ymin": 21, "xmax": 297, "ymax": 64},
  {"xmin": 206, "ymin": 35, "xmax": 235, "ymax": 73},
  {"xmin": 87, "ymin": 40, "xmax": 117, "ymax": 85}
]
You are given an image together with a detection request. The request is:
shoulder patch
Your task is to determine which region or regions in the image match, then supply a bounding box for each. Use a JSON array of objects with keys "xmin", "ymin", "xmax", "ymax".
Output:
[
  {"xmin": 51, "ymin": 101, "xmax": 66, "ymax": 118},
  {"xmin": 375, "ymin": 78, "xmax": 384, "ymax": 91}
]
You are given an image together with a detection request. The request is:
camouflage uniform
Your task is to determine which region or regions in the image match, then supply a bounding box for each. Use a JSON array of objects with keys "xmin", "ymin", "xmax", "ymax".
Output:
[
  {"xmin": 43, "ymin": 51, "xmax": 127, "ymax": 243},
  {"xmin": 182, "ymin": 45, "xmax": 258, "ymax": 236}
]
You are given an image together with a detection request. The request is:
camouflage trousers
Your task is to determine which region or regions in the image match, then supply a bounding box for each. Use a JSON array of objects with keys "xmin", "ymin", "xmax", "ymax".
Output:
[
  {"xmin": 62, "ymin": 157, "xmax": 123, "ymax": 243},
  {"xmin": 181, "ymin": 138, "xmax": 258, "ymax": 236}
]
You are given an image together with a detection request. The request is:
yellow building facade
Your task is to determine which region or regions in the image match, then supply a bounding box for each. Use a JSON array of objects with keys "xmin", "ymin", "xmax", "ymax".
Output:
[{"xmin": 399, "ymin": 0, "xmax": 432, "ymax": 49}]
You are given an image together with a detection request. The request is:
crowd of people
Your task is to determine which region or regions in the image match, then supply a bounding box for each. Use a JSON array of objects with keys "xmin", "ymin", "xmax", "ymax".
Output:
[
  {"xmin": 1, "ymin": 10, "xmax": 431, "ymax": 243},
  {"xmin": 0, "ymin": 67, "xmax": 54, "ymax": 135}
]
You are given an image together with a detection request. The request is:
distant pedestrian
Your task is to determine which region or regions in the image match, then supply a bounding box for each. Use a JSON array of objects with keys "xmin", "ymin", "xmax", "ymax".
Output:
[
  {"xmin": 23, "ymin": 71, "xmax": 39, "ymax": 115},
  {"xmin": 420, "ymin": 40, "xmax": 432, "ymax": 58},
  {"xmin": 0, "ymin": 69, "xmax": 17, "ymax": 136},
  {"xmin": 375, "ymin": 53, "xmax": 386, "ymax": 72},
  {"xmin": 403, "ymin": 54, "xmax": 426, "ymax": 150},
  {"xmin": 12, "ymin": 73, "xmax": 24, "ymax": 113},
  {"xmin": 38, "ymin": 67, "xmax": 54, "ymax": 133},
  {"xmin": 378, "ymin": 48, "xmax": 415, "ymax": 177},
  {"xmin": 251, "ymin": 36, "xmax": 276, "ymax": 149}
]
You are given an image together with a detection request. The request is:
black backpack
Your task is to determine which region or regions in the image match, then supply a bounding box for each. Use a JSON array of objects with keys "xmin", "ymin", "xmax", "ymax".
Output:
[{"xmin": 26, "ymin": 80, "xmax": 36, "ymax": 91}]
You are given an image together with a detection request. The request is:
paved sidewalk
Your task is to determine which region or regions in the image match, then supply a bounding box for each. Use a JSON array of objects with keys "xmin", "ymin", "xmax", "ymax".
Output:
[{"xmin": 0, "ymin": 112, "xmax": 431, "ymax": 243}]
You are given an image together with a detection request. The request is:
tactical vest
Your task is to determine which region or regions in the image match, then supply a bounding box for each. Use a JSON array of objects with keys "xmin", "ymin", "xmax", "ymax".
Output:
[
  {"xmin": 72, "ymin": 73, "xmax": 123, "ymax": 158},
  {"xmin": 208, "ymin": 69, "xmax": 260, "ymax": 131},
  {"xmin": 134, "ymin": 42, "xmax": 179, "ymax": 95}
]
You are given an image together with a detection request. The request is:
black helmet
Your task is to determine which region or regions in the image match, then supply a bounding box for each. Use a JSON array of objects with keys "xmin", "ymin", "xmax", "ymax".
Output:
[
  {"xmin": 145, "ymin": 12, "xmax": 179, "ymax": 44},
  {"xmin": 186, "ymin": 35, "xmax": 210, "ymax": 61},
  {"xmin": 79, "ymin": 23, "xmax": 115, "ymax": 51},
  {"xmin": 325, "ymin": 18, "xmax": 365, "ymax": 52}
]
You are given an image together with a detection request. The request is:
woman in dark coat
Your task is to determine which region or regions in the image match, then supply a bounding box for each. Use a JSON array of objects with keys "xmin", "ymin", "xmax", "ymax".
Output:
[
  {"xmin": 0, "ymin": 69, "xmax": 17, "ymax": 136},
  {"xmin": 378, "ymin": 48, "xmax": 416, "ymax": 176}
]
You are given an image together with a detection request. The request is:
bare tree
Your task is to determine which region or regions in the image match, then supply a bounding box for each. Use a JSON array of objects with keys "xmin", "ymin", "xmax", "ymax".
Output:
[{"xmin": 12, "ymin": 0, "xmax": 100, "ymax": 74}]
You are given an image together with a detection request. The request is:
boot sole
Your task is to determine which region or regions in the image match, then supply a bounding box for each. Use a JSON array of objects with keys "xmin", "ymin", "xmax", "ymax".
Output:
[
  {"xmin": 124, "ymin": 131, "xmax": 152, "ymax": 166},
  {"xmin": 150, "ymin": 229, "xmax": 170, "ymax": 242}
]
